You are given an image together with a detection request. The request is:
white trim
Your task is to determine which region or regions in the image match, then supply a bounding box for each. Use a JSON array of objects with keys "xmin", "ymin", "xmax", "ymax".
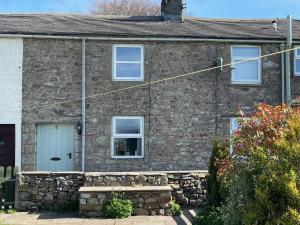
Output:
[
  {"xmin": 111, "ymin": 116, "xmax": 144, "ymax": 159},
  {"xmin": 112, "ymin": 44, "xmax": 144, "ymax": 81},
  {"xmin": 231, "ymin": 45, "xmax": 262, "ymax": 84},
  {"xmin": 294, "ymin": 46, "xmax": 300, "ymax": 76}
]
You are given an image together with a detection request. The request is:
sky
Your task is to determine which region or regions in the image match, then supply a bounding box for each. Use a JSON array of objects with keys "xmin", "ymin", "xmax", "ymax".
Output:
[{"xmin": 0, "ymin": 0, "xmax": 299, "ymax": 19}]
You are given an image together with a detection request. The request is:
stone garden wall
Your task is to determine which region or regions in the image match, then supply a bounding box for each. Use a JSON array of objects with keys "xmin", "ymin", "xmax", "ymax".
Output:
[
  {"xmin": 84, "ymin": 172, "xmax": 168, "ymax": 187},
  {"xmin": 15, "ymin": 171, "xmax": 207, "ymax": 212},
  {"xmin": 79, "ymin": 188, "xmax": 173, "ymax": 217},
  {"xmin": 15, "ymin": 172, "xmax": 84, "ymax": 211},
  {"xmin": 167, "ymin": 171, "xmax": 207, "ymax": 206}
]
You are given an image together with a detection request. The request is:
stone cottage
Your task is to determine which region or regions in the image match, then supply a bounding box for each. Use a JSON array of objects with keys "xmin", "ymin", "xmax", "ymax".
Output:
[{"xmin": 0, "ymin": 0, "xmax": 299, "ymax": 173}]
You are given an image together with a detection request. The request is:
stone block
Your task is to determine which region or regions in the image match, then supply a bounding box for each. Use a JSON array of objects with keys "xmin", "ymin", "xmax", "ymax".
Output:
[
  {"xmin": 145, "ymin": 198, "xmax": 156, "ymax": 203},
  {"xmin": 134, "ymin": 208, "xmax": 149, "ymax": 215},
  {"xmin": 81, "ymin": 193, "xmax": 91, "ymax": 199},
  {"xmin": 87, "ymin": 198, "xmax": 99, "ymax": 206},
  {"xmin": 79, "ymin": 198, "xmax": 87, "ymax": 205},
  {"xmin": 97, "ymin": 194, "xmax": 106, "ymax": 199},
  {"xmin": 144, "ymin": 202, "xmax": 159, "ymax": 210},
  {"xmin": 19, "ymin": 192, "xmax": 31, "ymax": 201},
  {"xmin": 18, "ymin": 183, "xmax": 29, "ymax": 192}
]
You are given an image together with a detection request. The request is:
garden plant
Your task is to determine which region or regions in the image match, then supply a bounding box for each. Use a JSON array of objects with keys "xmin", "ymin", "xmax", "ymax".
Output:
[{"xmin": 194, "ymin": 103, "xmax": 300, "ymax": 225}]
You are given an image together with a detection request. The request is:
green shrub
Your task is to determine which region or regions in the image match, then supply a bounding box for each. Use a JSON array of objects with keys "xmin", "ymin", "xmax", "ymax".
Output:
[
  {"xmin": 207, "ymin": 138, "xmax": 230, "ymax": 207},
  {"xmin": 193, "ymin": 206, "xmax": 223, "ymax": 225},
  {"xmin": 170, "ymin": 201, "xmax": 182, "ymax": 216},
  {"xmin": 103, "ymin": 194, "xmax": 133, "ymax": 219},
  {"xmin": 220, "ymin": 104, "xmax": 300, "ymax": 225}
]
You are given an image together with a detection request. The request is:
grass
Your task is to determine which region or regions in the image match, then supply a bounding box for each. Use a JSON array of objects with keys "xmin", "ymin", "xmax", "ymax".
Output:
[{"xmin": 0, "ymin": 209, "xmax": 16, "ymax": 214}]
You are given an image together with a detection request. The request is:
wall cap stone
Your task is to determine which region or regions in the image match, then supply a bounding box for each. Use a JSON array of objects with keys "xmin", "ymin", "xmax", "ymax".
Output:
[
  {"xmin": 79, "ymin": 185, "xmax": 173, "ymax": 192},
  {"xmin": 18, "ymin": 171, "xmax": 84, "ymax": 176}
]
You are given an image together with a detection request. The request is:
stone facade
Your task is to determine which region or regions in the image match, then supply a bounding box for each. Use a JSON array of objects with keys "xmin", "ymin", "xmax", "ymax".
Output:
[
  {"xmin": 21, "ymin": 39, "xmax": 299, "ymax": 171},
  {"xmin": 15, "ymin": 171, "xmax": 207, "ymax": 212}
]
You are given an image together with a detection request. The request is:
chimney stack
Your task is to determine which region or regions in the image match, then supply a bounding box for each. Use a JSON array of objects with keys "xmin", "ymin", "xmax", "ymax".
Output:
[{"xmin": 161, "ymin": 0, "xmax": 184, "ymax": 22}]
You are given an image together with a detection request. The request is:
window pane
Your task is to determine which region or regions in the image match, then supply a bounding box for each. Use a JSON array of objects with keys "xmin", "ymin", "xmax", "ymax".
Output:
[
  {"xmin": 231, "ymin": 118, "xmax": 239, "ymax": 134},
  {"xmin": 115, "ymin": 118, "xmax": 141, "ymax": 134},
  {"xmin": 114, "ymin": 138, "xmax": 142, "ymax": 156},
  {"xmin": 232, "ymin": 47, "xmax": 259, "ymax": 58},
  {"xmin": 296, "ymin": 59, "xmax": 300, "ymax": 74},
  {"xmin": 116, "ymin": 63, "xmax": 141, "ymax": 78},
  {"xmin": 296, "ymin": 48, "xmax": 300, "ymax": 57},
  {"xmin": 233, "ymin": 60, "xmax": 259, "ymax": 81},
  {"xmin": 116, "ymin": 47, "xmax": 141, "ymax": 61}
]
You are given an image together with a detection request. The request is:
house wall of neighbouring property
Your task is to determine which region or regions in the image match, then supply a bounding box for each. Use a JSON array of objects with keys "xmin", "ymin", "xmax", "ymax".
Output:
[
  {"xmin": 21, "ymin": 39, "xmax": 294, "ymax": 171},
  {"xmin": 0, "ymin": 38, "xmax": 23, "ymax": 169}
]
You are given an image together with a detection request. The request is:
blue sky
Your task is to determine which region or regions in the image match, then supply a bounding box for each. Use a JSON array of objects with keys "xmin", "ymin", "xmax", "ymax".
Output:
[{"xmin": 0, "ymin": 0, "xmax": 299, "ymax": 19}]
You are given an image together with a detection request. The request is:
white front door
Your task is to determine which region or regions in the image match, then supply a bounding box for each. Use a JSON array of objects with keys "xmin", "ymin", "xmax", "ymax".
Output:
[{"xmin": 37, "ymin": 124, "xmax": 75, "ymax": 172}]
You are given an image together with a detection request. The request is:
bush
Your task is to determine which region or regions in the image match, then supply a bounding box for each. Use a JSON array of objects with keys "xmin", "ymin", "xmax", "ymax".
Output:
[
  {"xmin": 220, "ymin": 103, "xmax": 300, "ymax": 225},
  {"xmin": 193, "ymin": 206, "xmax": 223, "ymax": 225},
  {"xmin": 170, "ymin": 201, "xmax": 182, "ymax": 216},
  {"xmin": 103, "ymin": 194, "xmax": 133, "ymax": 219},
  {"xmin": 193, "ymin": 139, "xmax": 229, "ymax": 225},
  {"xmin": 207, "ymin": 138, "xmax": 230, "ymax": 207}
]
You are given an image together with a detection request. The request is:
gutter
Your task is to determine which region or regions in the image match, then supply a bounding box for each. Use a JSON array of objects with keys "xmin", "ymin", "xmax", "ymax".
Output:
[
  {"xmin": 280, "ymin": 43, "xmax": 285, "ymax": 104},
  {"xmin": 286, "ymin": 15, "xmax": 293, "ymax": 107},
  {"xmin": 81, "ymin": 39, "xmax": 86, "ymax": 172},
  {"xmin": 0, "ymin": 33, "xmax": 299, "ymax": 43}
]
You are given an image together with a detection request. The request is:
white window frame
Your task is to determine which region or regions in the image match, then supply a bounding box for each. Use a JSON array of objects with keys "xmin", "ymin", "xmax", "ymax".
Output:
[
  {"xmin": 111, "ymin": 116, "xmax": 144, "ymax": 159},
  {"xmin": 231, "ymin": 45, "xmax": 262, "ymax": 84},
  {"xmin": 294, "ymin": 46, "xmax": 300, "ymax": 76},
  {"xmin": 112, "ymin": 44, "xmax": 144, "ymax": 81}
]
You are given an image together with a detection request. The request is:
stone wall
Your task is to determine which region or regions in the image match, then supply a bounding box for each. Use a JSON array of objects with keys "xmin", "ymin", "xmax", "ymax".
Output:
[
  {"xmin": 79, "ymin": 190, "xmax": 172, "ymax": 217},
  {"xmin": 167, "ymin": 171, "xmax": 207, "ymax": 206},
  {"xmin": 15, "ymin": 172, "xmax": 84, "ymax": 211},
  {"xmin": 84, "ymin": 172, "xmax": 168, "ymax": 187},
  {"xmin": 15, "ymin": 171, "xmax": 207, "ymax": 211}
]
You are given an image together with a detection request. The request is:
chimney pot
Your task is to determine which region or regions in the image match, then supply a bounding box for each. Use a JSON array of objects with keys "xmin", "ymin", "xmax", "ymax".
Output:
[{"xmin": 161, "ymin": 0, "xmax": 184, "ymax": 22}]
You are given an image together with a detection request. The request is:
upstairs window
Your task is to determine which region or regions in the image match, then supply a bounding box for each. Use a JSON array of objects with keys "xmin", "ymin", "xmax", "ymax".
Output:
[
  {"xmin": 113, "ymin": 45, "xmax": 144, "ymax": 81},
  {"xmin": 112, "ymin": 116, "xmax": 144, "ymax": 158},
  {"xmin": 231, "ymin": 46, "xmax": 261, "ymax": 84},
  {"xmin": 295, "ymin": 47, "xmax": 300, "ymax": 76}
]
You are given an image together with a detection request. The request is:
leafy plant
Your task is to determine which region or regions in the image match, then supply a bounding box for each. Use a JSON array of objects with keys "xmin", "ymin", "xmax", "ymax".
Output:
[
  {"xmin": 219, "ymin": 103, "xmax": 300, "ymax": 225},
  {"xmin": 193, "ymin": 206, "xmax": 223, "ymax": 225},
  {"xmin": 207, "ymin": 139, "xmax": 230, "ymax": 207},
  {"xmin": 170, "ymin": 201, "xmax": 182, "ymax": 216},
  {"xmin": 103, "ymin": 194, "xmax": 133, "ymax": 219}
]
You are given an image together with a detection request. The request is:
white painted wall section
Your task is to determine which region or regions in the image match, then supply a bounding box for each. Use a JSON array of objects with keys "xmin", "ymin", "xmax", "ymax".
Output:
[{"xmin": 0, "ymin": 38, "xmax": 23, "ymax": 169}]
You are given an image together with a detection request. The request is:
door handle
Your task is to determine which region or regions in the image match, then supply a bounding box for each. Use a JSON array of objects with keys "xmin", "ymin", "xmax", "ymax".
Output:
[
  {"xmin": 67, "ymin": 153, "xmax": 72, "ymax": 159},
  {"xmin": 51, "ymin": 157, "xmax": 61, "ymax": 161}
]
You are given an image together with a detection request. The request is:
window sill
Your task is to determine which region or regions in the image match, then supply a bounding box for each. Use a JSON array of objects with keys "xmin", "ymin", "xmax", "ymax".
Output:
[
  {"xmin": 230, "ymin": 83, "xmax": 266, "ymax": 88},
  {"xmin": 111, "ymin": 156, "xmax": 144, "ymax": 159},
  {"xmin": 112, "ymin": 79, "xmax": 144, "ymax": 82}
]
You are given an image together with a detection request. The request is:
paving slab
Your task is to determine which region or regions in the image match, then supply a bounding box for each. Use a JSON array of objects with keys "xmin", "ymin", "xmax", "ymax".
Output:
[{"xmin": 0, "ymin": 208, "xmax": 198, "ymax": 225}]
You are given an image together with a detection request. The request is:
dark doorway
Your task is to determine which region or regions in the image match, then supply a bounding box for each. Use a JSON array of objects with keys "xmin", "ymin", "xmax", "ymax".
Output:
[{"xmin": 0, "ymin": 125, "xmax": 15, "ymax": 167}]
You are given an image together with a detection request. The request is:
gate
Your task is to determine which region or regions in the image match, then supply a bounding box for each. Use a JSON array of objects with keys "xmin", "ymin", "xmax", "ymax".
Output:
[{"xmin": 0, "ymin": 166, "xmax": 17, "ymax": 209}]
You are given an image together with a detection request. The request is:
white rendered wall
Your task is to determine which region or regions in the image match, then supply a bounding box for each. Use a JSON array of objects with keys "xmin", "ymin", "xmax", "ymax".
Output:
[{"xmin": 0, "ymin": 38, "xmax": 23, "ymax": 169}]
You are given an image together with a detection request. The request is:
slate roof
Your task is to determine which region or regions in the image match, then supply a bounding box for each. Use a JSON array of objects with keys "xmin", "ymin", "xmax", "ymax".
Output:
[{"xmin": 0, "ymin": 14, "xmax": 299, "ymax": 40}]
